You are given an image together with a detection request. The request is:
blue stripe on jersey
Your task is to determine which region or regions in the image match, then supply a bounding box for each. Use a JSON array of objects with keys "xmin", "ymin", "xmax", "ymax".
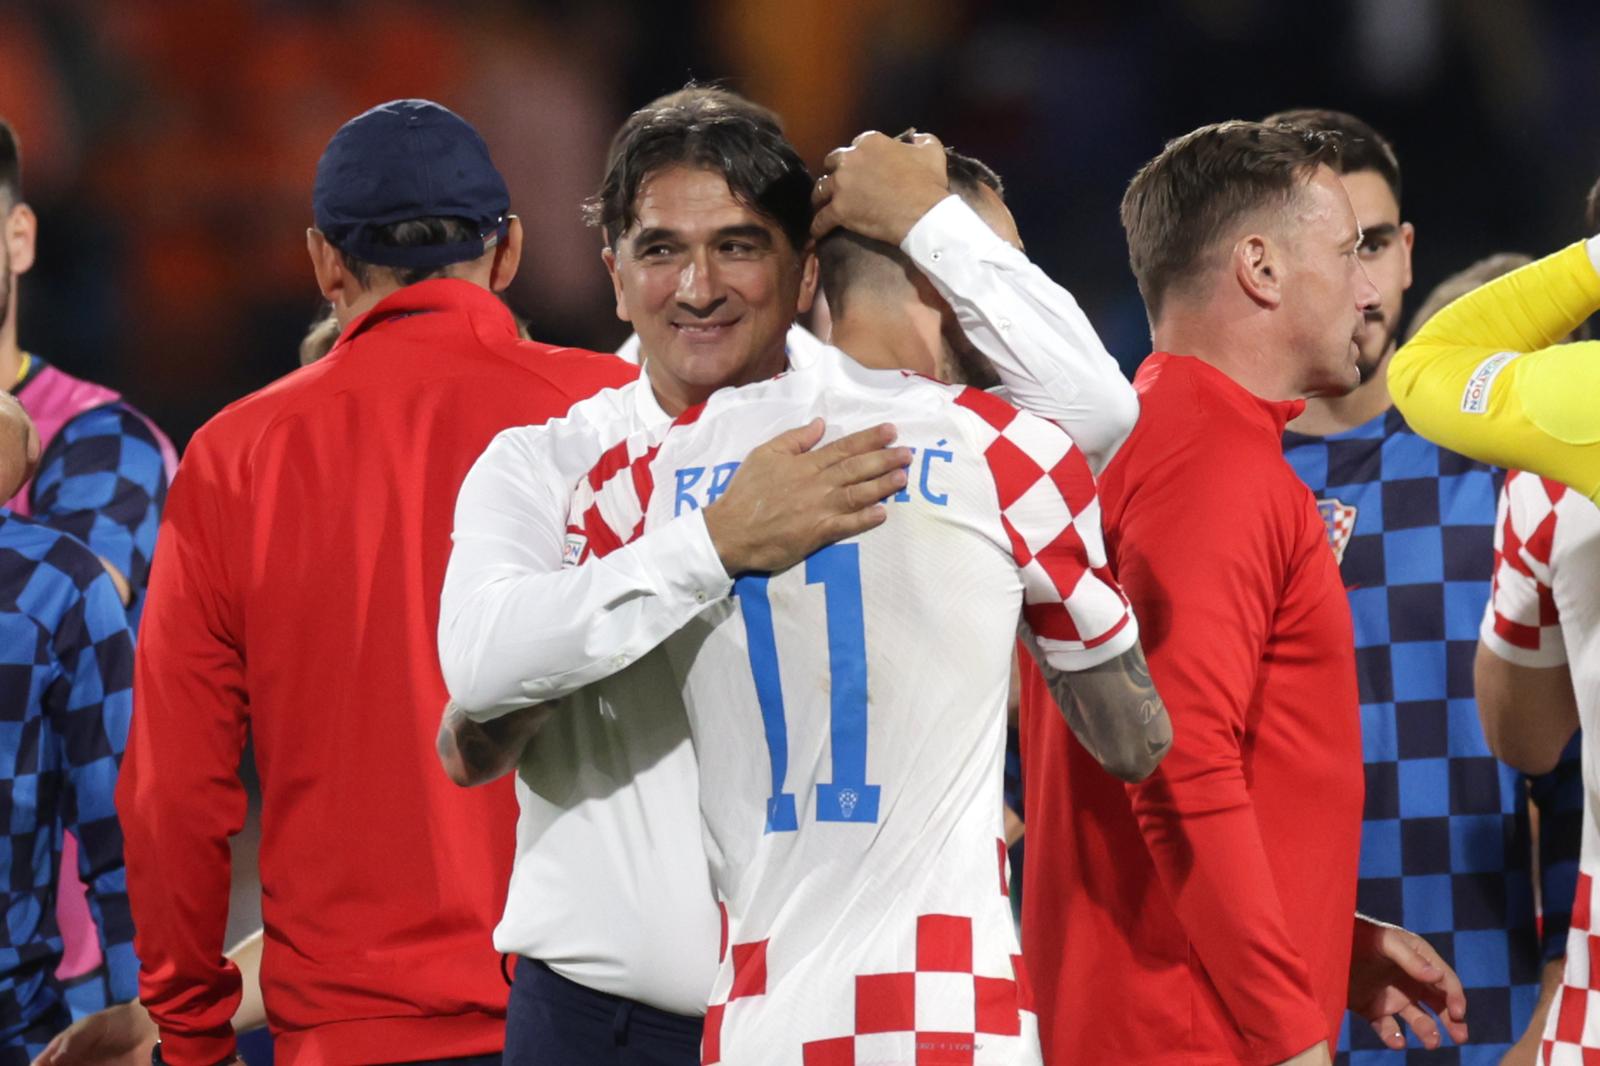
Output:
[{"xmin": 1284, "ymin": 407, "xmax": 1582, "ymax": 1061}]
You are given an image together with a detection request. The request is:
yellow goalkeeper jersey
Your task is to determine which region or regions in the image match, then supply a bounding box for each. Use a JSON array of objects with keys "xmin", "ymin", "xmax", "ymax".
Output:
[{"xmin": 1389, "ymin": 240, "xmax": 1600, "ymax": 501}]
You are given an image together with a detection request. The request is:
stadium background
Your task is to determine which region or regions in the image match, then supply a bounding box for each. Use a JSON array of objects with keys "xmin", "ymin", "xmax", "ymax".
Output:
[{"xmin": 4, "ymin": 0, "xmax": 1600, "ymax": 1060}]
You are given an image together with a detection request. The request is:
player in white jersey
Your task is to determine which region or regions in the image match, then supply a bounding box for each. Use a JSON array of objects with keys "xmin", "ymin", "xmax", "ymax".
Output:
[
  {"xmin": 545, "ymin": 142, "xmax": 1171, "ymax": 1066},
  {"xmin": 1474, "ymin": 470, "xmax": 1600, "ymax": 1064}
]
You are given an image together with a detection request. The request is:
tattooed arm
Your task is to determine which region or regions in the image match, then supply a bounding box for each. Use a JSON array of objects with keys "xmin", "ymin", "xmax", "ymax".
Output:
[
  {"xmin": 436, "ymin": 700, "xmax": 551, "ymax": 787},
  {"xmin": 1037, "ymin": 642, "xmax": 1172, "ymax": 782}
]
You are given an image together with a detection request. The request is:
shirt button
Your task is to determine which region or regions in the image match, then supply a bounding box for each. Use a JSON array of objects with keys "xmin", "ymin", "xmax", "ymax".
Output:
[
  {"xmin": 694, "ymin": 590, "xmax": 708, "ymax": 604},
  {"xmin": 930, "ymin": 249, "xmax": 944, "ymax": 262}
]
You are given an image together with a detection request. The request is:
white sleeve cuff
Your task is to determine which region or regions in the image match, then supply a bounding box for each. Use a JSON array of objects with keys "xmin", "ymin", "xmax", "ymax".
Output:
[
  {"xmin": 1586, "ymin": 235, "xmax": 1600, "ymax": 277},
  {"xmin": 641, "ymin": 507, "xmax": 734, "ymax": 609}
]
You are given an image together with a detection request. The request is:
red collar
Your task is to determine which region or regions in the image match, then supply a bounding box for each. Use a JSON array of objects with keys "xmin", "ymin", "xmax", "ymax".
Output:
[
  {"xmin": 334, "ymin": 279, "xmax": 517, "ymax": 351},
  {"xmin": 1141, "ymin": 351, "xmax": 1306, "ymax": 434}
]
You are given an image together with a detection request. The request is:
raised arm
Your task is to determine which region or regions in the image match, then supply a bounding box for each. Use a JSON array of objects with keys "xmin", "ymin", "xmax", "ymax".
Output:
[
  {"xmin": 813, "ymin": 130, "xmax": 1138, "ymax": 471},
  {"xmin": 1389, "ymin": 239, "xmax": 1600, "ymax": 500}
]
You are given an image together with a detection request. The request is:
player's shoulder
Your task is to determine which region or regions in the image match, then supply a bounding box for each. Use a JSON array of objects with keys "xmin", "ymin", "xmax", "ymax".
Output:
[
  {"xmin": 488, "ymin": 336, "xmax": 641, "ymax": 398},
  {"xmin": 0, "ymin": 512, "xmax": 111, "ymax": 601},
  {"xmin": 481, "ymin": 376, "xmax": 648, "ymax": 474}
]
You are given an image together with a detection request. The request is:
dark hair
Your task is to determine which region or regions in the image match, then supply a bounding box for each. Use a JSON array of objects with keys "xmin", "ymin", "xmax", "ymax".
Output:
[
  {"xmin": 340, "ymin": 216, "xmax": 484, "ymax": 288},
  {"xmin": 1587, "ymin": 173, "xmax": 1600, "ymax": 232},
  {"xmin": 0, "ymin": 119, "xmax": 20, "ymax": 206},
  {"xmin": 818, "ymin": 142, "xmax": 1005, "ymax": 316},
  {"xmin": 584, "ymin": 85, "xmax": 812, "ymax": 253},
  {"xmin": 1264, "ymin": 107, "xmax": 1401, "ymax": 204},
  {"xmin": 1121, "ymin": 119, "xmax": 1341, "ymax": 320}
]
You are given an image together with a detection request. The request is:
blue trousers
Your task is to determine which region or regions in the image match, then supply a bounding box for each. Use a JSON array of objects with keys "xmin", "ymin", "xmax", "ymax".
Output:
[{"xmin": 503, "ymin": 958, "xmax": 701, "ymax": 1066}]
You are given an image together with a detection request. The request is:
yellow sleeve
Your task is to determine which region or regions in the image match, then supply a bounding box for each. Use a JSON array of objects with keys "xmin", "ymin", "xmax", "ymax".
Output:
[{"xmin": 1389, "ymin": 240, "xmax": 1600, "ymax": 501}]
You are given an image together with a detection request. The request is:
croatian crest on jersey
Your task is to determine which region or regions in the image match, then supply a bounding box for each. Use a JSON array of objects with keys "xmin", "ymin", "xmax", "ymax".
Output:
[{"xmin": 1316, "ymin": 498, "xmax": 1358, "ymax": 565}]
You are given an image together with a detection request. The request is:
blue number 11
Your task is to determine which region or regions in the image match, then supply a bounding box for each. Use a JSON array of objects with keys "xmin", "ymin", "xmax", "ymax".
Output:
[{"xmin": 733, "ymin": 542, "xmax": 881, "ymax": 832}]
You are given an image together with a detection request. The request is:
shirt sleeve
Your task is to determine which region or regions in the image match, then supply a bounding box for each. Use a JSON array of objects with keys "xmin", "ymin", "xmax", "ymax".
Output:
[
  {"xmin": 49, "ymin": 562, "xmax": 138, "ymax": 1001},
  {"xmin": 29, "ymin": 405, "xmax": 169, "ymax": 601},
  {"xmin": 438, "ymin": 416, "xmax": 732, "ymax": 720},
  {"xmin": 954, "ymin": 388, "xmax": 1137, "ymax": 671},
  {"xmin": 1479, "ymin": 471, "xmax": 1569, "ymax": 667},
  {"xmin": 116, "ymin": 435, "xmax": 248, "ymax": 1066},
  {"xmin": 1389, "ymin": 240, "xmax": 1600, "ymax": 502},
  {"xmin": 1113, "ymin": 439, "xmax": 1330, "ymax": 1062},
  {"xmin": 903, "ymin": 195, "xmax": 1139, "ymax": 473}
]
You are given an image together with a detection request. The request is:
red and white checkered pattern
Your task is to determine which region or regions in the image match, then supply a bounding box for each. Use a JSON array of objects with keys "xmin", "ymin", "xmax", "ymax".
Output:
[
  {"xmin": 702, "ymin": 914, "xmax": 1040, "ymax": 1066},
  {"xmin": 953, "ymin": 387, "xmax": 1132, "ymax": 667},
  {"xmin": 560, "ymin": 350, "xmax": 1121, "ymax": 1065},
  {"xmin": 1482, "ymin": 471, "xmax": 1570, "ymax": 666},
  {"xmin": 1314, "ymin": 497, "xmax": 1358, "ymax": 565},
  {"xmin": 1543, "ymin": 872, "xmax": 1600, "ymax": 1063}
]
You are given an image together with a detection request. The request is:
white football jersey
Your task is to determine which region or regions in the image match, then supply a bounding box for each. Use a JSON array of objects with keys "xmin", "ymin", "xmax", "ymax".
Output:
[
  {"xmin": 566, "ymin": 348, "xmax": 1138, "ymax": 1065},
  {"xmin": 1481, "ymin": 471, "xmax": 1600, "ymax": 1061}
]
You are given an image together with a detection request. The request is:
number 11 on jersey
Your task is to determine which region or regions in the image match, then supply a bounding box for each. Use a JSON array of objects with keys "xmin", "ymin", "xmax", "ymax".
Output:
[{"xmin": 733, "ymin": 543, "xmax": 882, "ymax": 833}]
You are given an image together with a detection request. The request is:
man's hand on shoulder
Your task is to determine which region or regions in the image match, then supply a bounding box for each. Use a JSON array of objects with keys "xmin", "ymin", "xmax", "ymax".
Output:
[
  {"xmin": 811, "ymin": 131, "xmax": 950, "ymax": 246},
  {"xmin": 704, "ymin": 420, "xmax": 909, "ymax": 576},
  {"xmin": 1347, "ymin": 914, "xmax": 1468, "ymax": 1051}
]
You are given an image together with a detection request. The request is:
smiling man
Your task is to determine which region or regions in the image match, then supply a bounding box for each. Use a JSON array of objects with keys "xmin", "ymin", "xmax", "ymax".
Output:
[
  {"xmin": 1274, "ymin": 109, "xmax": 1579, "ymax": 1063},
  {"xmin": 437, "ymin": 90, "xmax": 1144, "ymax": 1065}
]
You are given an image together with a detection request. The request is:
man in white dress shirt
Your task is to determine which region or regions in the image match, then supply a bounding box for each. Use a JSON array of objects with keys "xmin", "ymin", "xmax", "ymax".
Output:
[{"xmin": 436, "ymin": 91, "xmax": 1139, "ymax": 1065}]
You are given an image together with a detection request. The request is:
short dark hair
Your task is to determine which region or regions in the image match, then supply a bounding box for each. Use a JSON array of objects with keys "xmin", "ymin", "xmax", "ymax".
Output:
[
  {"xmin": 1264, "ymin": 107, "xmax": 1401, "ymax": 204},
  {"xmin": 1587, "ymin": 173, "xmax": 1600, "ymax": 232},
  {"xmin": 584, "ymin": 85, "xmax": 812, "ymax": 253},
  {"xmin": 1121, "ymin": 119, "xmax": 1341, "ymax": 320},
  {"xmin": 818, "ymin": 143, "xmax": 1004, "ymax": 316},
  {"xmin": 340, "ymin": 216, "xmax": 484, "ymax": 288},
  {"xmin": 0, "ymin": 119, "xmax": 21, "ymax": 206}
]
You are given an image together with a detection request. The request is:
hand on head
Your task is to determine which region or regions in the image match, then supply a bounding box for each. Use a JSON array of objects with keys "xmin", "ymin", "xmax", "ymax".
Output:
[{"xmin": 811, "ymin": 131, "xmax": 951, "ymax": 246}]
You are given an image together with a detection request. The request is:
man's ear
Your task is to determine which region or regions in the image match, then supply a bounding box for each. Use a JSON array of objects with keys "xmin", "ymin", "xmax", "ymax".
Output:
[
  {"xmin": 306, "ymin": 229, "xmax": 351, "ymax": 304},
  {"xmin": 1233, "ymin": 233, "xmax": 1283, "ymax": 310},
  {"xmin": 602, "ymin": 245, "xmax": 631, "ymax": 324},
  {"xmin": 488, "ymin": 216, "xmax": 523, "ymax": 292},
  {"xmin": 796, "ymin": 247, "xmax": 819, "ymax": 316},
  {"xmin": 1398, "ymin": 220, "xmax": 1416, "ymax": 292},
  {"xmin": 5, "ymin": 203, "xmax": 37, "ymax": 276}
]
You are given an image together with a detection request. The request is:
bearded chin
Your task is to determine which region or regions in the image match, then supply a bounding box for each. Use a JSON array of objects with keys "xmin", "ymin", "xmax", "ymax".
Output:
[{"xmin": 1355, "ymin": 318, "xmax": 1399, "ymax": 384}]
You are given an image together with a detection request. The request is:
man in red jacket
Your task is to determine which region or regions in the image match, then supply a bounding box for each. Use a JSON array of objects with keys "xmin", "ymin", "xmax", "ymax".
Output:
[
  {"xmin": 1018, "ymin": 120, "xmax": 1470, "ymax": 1066},
  {"xmin": 113, "ymin": 100, "xmax": 641, "ymax": 1066}
]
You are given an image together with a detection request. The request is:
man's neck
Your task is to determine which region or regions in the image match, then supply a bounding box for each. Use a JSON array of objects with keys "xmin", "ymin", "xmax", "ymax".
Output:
[
  {"xmin": 829, "ymin": 304, "xmax": 941, "ymax": 378},
  {"xmin": 643, "ymin": 345, "xmax": 788, "ymax": 417},
  {"xmin": 1286, "ymin": 350, "xmax": 1393, "ymax": 437},
  {"xmin": 1152, "ymin": 314, "xmax": 1302, "ymax": 403}
]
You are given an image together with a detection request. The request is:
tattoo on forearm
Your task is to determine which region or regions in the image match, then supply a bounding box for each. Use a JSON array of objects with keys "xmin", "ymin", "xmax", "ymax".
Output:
[{"xmin": 1044, "ymin": 644, "xmax": 1171, "ymax": 782}]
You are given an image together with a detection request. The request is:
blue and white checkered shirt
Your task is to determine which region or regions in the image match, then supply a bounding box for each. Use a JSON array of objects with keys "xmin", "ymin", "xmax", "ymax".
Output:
[
  {"xmin": 0, "ymin": 511, "xmax": 136, "ymax": 1050},
  {"xmin": 1285, "ymin": 406, "xmax": 1583, "ymax": 1064}
]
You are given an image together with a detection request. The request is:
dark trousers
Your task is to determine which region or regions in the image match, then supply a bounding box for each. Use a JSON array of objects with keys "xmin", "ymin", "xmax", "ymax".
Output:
[{"xmin": 503, "ymin": 957, "xmax": 701, "ymax": 1066}]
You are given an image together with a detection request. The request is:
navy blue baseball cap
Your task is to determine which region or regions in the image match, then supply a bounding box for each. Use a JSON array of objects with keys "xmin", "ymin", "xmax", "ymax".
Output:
[{"xmin": 313, "ymin": 99, "xmax": 510, "ymax": 270}]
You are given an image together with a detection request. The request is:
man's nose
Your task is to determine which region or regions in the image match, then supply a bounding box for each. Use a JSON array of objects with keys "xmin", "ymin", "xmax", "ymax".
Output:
[
  {"xmin": 1355, "ymin": 259, "xmax": 1381, "ymax": 311},
  {"xmin": 676, "ymin": 248, "xmax": 723, "ymax": 310}
]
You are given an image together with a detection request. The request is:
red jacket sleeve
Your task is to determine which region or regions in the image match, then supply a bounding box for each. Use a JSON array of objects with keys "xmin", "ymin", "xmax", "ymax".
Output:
[
  {"xmin": 116, "ymin": 431, "xmax": 248, "ymax": 1066},
  {"xmin": 1114, "ymin": 441, "xmax": 1331, "ymax": 1064}
]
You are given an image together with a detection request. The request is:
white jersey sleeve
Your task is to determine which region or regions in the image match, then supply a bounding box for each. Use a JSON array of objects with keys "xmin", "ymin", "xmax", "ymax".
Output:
[
  {"xmin": 951, "ymin": 386, "xmax": 1138, "ymax": 671},
  {"xmin": 1481, "ymin": 470, "xmax": 1569, "ymax": 668},
  {"xmin": 438, "ymin": 384, "xmax": 731, "ymax": 719},
  {"xmin": 903, "ymin": 195, "xmax": 1139, "ymax": 473}
]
